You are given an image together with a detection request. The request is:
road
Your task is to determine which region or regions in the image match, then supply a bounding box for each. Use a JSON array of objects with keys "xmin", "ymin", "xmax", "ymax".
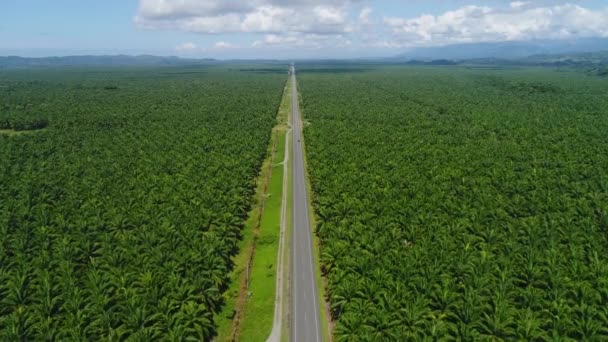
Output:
[{"xmin": 291, "ymin": 64, "xmax": 323, "ymax": 342}]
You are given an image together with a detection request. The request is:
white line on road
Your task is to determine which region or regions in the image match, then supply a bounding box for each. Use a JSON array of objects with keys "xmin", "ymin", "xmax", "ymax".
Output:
[{"xmin": 290, "ymin": 64, "xmax": 323, "ymax": 342}]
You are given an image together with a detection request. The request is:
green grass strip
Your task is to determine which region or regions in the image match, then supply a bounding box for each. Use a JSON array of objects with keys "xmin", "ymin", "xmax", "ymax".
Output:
[
  {"xmin": 238, "ymin": 75, "xmax": 292, "ymax": 341},
  {"xmin": 238, "ymin": 131, "xmax": 285, "ymax": 341},
  {"xmin": 216, "ymin": 76, "xmax": 292, "ymax": 341}
]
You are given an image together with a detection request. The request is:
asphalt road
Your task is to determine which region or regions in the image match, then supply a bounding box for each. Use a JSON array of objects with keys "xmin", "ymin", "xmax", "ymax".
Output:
[{"xmin": 291, "ymin": 65, "xmax": 323, "ymax": 342}]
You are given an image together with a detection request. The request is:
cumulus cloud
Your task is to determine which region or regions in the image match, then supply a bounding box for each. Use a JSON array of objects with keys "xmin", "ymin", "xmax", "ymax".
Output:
[
  {"xmin": 135, "ymin": 0, "xmax": 358, "ymax": 35},
  {"xmin": 148, "ymin": 1, "xmax": 608, "ymax": 53},
  {"xmin": 214, "ymin": 41, "xmax": 235, "ymax": 49},
  {"xmin": 175, "ymin": 42, "xmax": 197, "ymax": 52},
  {"xmin": 252, "ymin": 32, "xmax": 352, "ymax": 50},
  {"xmin": 383, "ymin": 3, "xmax": 608, "ymax": 48},
  {"xmin": 359, "ymin": 7, "xmax": 372, "ymax": 25},
  {"xmin": 175, "ymin": 41, "xmax": 238, "ymax": 55},
  {"xmin": 510, "ymin": 1, "xmax": 530, "ymax": 9},
  {"xmin": 253, "ymin": 34, "xmax": 299, "ymax": 47}
]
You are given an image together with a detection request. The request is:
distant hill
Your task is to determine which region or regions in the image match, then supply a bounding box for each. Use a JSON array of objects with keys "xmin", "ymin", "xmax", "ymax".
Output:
[
  {"xmin": 524, "ymin": 51, "xmax": 608, "ymax": 65},
  {"xmin": 456, "ymin": 51, "xmax": 608, "ymax": 67},
  {"xmin": 396, "ymin": 38, "xmax": 608, "ymax": 61},
  {"xmin": 3, "ymin": 45, "xmax": 608, "ymax": 70},
  {"xmin": 0, "ymin": 55, "xmax": 217, "ymax": 68}
]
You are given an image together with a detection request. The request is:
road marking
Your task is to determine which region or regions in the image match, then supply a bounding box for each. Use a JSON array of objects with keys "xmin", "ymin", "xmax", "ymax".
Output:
[{"xmin": 291, "ymin": 65, "xmax": 323, "ymax": 342}]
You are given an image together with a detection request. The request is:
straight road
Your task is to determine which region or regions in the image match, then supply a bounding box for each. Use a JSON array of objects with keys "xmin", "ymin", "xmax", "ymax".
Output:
[{"xmin": 291, "ymin": 65, "xmax": 323, "ymax": 342}]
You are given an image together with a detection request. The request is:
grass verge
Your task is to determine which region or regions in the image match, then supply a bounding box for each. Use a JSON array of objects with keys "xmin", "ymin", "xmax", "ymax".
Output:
[
  {"xmin": 214, "ymin": 128, "xmax": 275, "ymax": 341},
  {"xmin": 282, "ymin": 137, "xmax": 293, "ymax": 342},
  {"xmin": 238, "ymin": 130, "xmax": 284, "ymax": 341},
  {"xmin": 215, "ymin": 75, "xmax": 292, "ymax": 341},
  {"xmin": 0, "ymin": 128, "xmax": 46, "ymax": 136},
  {"xmin": 238, "ymin": 75, "xmax": 292, "ymax": 341}
]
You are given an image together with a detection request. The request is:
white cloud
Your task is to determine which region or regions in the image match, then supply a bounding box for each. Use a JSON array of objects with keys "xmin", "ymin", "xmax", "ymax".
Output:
[
  {"xmin": 214, "ymin": 41, "xmax": 234, "ymax": 49},
  {"xmin": 241, "ymin": 6, "xmax": 294, "ymax": 33},
  {"xmin": 147, "ymin": 1, "xmax": 608, "ymax": 53},
  {"xmin": 181, "ymin": 14, "xmax": 242, "ymax": 33},
  {"xmin": 253, "ymin": 34, "xmax": 299, "ymax": 47},
  {"xmin": 383, "ymin": 3, "xmax": 608, "ymax": 48},
  {"xmin": 175, "ymin": 42, "xmax": 197, "ymax": 52},
  {"xmin": 510, "ymin": 1, "xmax": 530, "ymax": 9},
  {"xmin": 137, "ymin": 1, "xmax": 254, "ymax": 19},
  {"xmin": 359, "ymin": 7, "xmax": 372, "ymax": 25},
  {"xmin": 135, "ymin": 0, "xmax": 357, "ymax": 35},
  {"xmin": 252, "ymin": 32, "xmax": 352, "ymax": 50},
  {"xmin": 314, "ymin": 6, "xmax": 346, "ymax": 25}
]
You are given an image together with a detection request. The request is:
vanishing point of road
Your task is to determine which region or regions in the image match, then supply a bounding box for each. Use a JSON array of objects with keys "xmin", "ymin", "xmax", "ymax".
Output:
[{"xmin": 291, "ymin": 64, "xmax": 323, "ymax": 342}]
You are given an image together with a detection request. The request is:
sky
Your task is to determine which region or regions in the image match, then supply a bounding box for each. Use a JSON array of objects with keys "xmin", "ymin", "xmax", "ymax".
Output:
[{"xmin": 1, "ymin": 0, "xmax": 607, "ymax": 59}]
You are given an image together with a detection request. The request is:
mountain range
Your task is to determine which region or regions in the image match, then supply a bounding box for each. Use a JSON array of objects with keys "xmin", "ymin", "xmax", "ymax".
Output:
[
  {"xmin": 0, "ymin": 55, "xmax": 216, "ymax": 68},
  {"xmin": 394, "ymin": 38, "xmax": 608, "ymax": 61},
  {"xmin": 2, "ymin": 38, "xmax": 608, "ymax": 68}
]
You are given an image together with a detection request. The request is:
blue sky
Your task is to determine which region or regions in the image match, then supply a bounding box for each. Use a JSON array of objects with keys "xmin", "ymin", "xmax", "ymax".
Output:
[{"xmin": 1, "ymin": 0, "xmax": 607, "ymax": 58}]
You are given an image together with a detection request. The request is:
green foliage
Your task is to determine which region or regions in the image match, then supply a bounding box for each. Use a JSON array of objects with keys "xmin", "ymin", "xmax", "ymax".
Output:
[
  {"xmin": 589, "ymin": 68, "xmax": 608, "ymax": 77},
  {"xmin": 299, "ymin": 66, "xmax": 608, "ymax": 340},
  {"xmin": 0, "ymin": 66, "xmax": 285, "ymax": 340},
  {"xmin": 0, "ymin": 113, "xmax": 48, "ymax": 131}
]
